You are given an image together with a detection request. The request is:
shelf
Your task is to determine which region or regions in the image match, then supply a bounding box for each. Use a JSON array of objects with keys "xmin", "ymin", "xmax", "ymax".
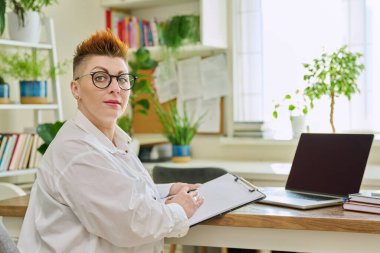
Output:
[
  {"xmin": 0, "ymin": 104, "xmax": 59, "ymax": 110},
  {"xmin": 128, "ymin": 44, "xmax": 225, "ymax": 61},
  {"xmin": 0, "ymin": 39, "xmax": 53, "ymax": 50},
  {"xmin": 0, "ymin": 168, "xmax": 37, "ymax": 178},
  {"xmin": 102, "ymin": 0, "xmax": 195, "ymax": 9}
]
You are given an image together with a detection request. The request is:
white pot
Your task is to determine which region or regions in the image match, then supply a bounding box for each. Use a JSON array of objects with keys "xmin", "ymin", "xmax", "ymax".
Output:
[
  {"xmin": 7, "ymin": 11, "xmax": 41, "ymax": 43},
  {"xmin": 290, "ymin": 115, "xmax": 306, "ymax": 139}
]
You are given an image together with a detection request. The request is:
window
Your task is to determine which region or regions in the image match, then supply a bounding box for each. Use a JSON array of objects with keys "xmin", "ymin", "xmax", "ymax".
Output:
[{"xmin": 233, "ymin": 0, "xmax": 376, "ymax": 138}]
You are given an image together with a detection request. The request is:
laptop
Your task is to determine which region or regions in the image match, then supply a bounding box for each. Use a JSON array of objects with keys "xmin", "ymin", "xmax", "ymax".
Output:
[{"xmin": 260, "ymin": 133, "xmax": 374, "ymax": 209}]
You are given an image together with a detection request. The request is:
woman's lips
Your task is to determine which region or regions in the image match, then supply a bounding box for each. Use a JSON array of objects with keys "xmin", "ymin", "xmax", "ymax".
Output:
[{"xmin": 104, "ymin": 100, "xmax": 121, "ymax": 107}]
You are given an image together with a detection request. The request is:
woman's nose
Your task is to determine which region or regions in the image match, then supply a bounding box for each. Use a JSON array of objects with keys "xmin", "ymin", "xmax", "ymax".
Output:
[{"xmin": 109, "ymin": 77, "xmax": 121, "ymax": 92}]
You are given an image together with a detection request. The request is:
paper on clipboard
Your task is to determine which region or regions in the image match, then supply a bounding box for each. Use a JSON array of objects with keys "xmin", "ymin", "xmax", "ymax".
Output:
[{"xmin": 189, "ymin": 173, "xmax": 266, "ymax": 226}]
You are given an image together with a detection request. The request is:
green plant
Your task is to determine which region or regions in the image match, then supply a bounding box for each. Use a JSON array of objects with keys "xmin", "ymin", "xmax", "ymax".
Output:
[
  {"xmin": 273, "ymin": 89, "xmax": 309, "ymax": 119},
  {"xmin": 0, "ymin": 0, "xmax": 5, "ymax": 36},
  {"xmin": 0, "ymin": 75, "xmax": 5, "ymax": 84},
  {"xmin": 155, "ymin": 101, "xmax": 203, "ymax": 145},
  {"xmin": 0, "ymin": 51, "xmax": 67, "ymax": 81},
  {"xmin": 117, "ymin": 47, "xmax": 157, "ymax": 135},
  {"xmin": 36, "ymin": 120, "xmax": 64, "ymax": 154},
  {"xmin": 9, "ymin": 0, "xmax": 58, "ymax": 27},
  {"xmin": 303, "ymin": 45, "xmax": 365, "ymax": 133},
  {"xmin": 162, "ymin": 15, "xmax": 200, "ymax": 54}
]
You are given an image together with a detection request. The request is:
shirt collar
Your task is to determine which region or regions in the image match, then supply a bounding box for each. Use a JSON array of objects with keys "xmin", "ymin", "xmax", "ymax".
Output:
[{"xmin": 74, "ymin": 110, "xmax": 132, "ymax": 154}]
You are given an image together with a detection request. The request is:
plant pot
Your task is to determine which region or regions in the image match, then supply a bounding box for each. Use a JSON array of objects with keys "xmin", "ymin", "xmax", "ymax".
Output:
[
  {"xmin": 0, "ymin": 83, "xmax": 10, "ymax": 104},
  {"xmin": 20, "ymin": 81, "xmax": 48, "ymax": 104},
  {"xmin": 7, "ymin": 11, "xmax": 41, "ymax": 43},
  {"xmin": 290, "ymin": 115, "xmax": 306, "ymax": 139},
  {"xmin": 172, "ymin": 145, "xmax": 191, "ymax": 163}
]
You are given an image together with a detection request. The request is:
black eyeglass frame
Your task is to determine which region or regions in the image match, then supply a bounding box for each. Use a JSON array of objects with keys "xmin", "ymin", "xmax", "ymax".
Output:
[{"xmin": 74, "ymin": 71, "xmax": 138, "ymax": 91}]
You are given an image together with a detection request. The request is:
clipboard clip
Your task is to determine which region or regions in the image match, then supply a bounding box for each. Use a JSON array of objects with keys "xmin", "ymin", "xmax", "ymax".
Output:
[{"xmin": 234, "ymin": 175, "xmax": 258, "ymax": 192}]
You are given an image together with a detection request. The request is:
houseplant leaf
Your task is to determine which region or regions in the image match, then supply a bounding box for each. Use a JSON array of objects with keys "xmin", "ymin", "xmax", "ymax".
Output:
[{"xmin": 36, "ymin": 121, "xmax": 65, "ymax": 154}]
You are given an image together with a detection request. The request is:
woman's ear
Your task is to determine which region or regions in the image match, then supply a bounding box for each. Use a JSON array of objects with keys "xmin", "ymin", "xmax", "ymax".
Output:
[{"xmin": 71, "ymin": 80, "xmax": 80, "ymax": 100}]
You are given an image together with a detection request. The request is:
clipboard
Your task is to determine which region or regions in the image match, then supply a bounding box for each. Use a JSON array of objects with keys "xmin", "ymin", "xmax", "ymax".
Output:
[{"xmin": 189, "ymin": 173, "xmax": 266, "ymax": 226}]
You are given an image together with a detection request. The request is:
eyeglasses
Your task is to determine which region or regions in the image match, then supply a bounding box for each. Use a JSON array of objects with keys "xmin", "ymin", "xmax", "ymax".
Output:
[{"xmin": 74, "ymin": 71, "xmax": 137, "ymax": 91}]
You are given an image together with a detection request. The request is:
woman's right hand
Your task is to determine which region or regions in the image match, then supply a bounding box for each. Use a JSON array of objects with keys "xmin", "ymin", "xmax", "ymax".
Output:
[{"xmin": 165, "ymin": 186, "xmax": 203, "ymax": 218}]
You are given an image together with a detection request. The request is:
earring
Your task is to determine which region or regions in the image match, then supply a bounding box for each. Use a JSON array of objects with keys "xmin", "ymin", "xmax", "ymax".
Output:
[{"xmin": 75, "ymin": 95, "xmax": 79, "ymax": 100}]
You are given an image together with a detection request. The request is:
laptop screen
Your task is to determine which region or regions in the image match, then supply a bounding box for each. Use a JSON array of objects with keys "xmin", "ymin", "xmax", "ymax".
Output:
[{"xmin": 286, "ymin": 133, "xmax": 374, "ymax": 196}]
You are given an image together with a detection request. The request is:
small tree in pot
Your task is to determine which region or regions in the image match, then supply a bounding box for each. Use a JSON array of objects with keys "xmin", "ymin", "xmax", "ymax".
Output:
[{"xmin": 303, "ymin": 45, "xmax": 365, "ymax": 133}]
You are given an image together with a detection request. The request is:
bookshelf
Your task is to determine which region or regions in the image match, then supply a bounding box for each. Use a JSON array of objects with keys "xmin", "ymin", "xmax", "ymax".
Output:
[
  {"xmin": 0, "ymin": 168, "xmax": 37, "ymax": 178},
  {"xmin": 0, "ymin": 18, "xmax": 63, "ymax": 177},
  {"xmin": 0, "ymin": 18, "xmax": 63, "ymax": 126},
  {"xmin": 101, "ymin": 0, "xmax": 227, "ymax": 58}
]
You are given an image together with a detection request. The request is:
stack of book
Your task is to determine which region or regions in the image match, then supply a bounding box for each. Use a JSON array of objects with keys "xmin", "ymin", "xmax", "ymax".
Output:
[
  {"xmin": 343, "ymin": 192, "xmax": 380, "ymax": 214},
  {"xmin": 233, "ymin": 121, "xmax": 264, "ymax": 138}
]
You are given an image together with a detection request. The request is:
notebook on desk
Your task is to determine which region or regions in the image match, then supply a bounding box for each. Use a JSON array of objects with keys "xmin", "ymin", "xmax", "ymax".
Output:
[{"xmin": 260, "ymin": 133, "xmax": 374, "ymax": 209}]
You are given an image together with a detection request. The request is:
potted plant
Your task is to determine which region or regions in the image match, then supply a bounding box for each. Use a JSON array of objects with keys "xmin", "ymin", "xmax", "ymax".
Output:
[
  {"xmin": 160, "ymin": 14, "xmax": 200, "ymax": 62},
  {"xmin": 273, "ymin": 89, "xmax": 309, "ymax": 138},
  {"xmin": 117, "ymin": 47, "xmax": 157, "ymax": 135},
  {"xmin": 154, "ymin": 101, "xmax": 203, "ymax": 163},
  {"xmin": 5, "ymin": 0, "xmax": 58, "ymax": 43},
  {"xmin": 162, "ymin": 15, "xmax": 200, "ymax": 52},
  {"xmin": 0, "ymin": 50, "xmax": 66, "ymax": 104},
  {"xmin": 0, "ymin": 75, "xmax": 10, "ymax": 104},
  {"xmin": 303, "ymin": 45, "xmax": 365, "ymax": 133}
]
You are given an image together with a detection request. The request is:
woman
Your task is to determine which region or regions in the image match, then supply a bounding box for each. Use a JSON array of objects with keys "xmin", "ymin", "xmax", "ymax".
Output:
[{"xmin": 17, "ymin": 30, "xmax": 203, "ymax": 253}]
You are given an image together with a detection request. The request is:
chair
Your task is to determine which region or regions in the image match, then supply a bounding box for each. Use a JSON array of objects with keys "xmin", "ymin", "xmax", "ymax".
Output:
[
  {"xmin": 152, "ymin": 166, "xmax": 228, "ymax": 184},
  {"xmin": 0, "ymin": 183, "xmax": 26, "ymax": 243},
  {"xmin": 0, "ymin": 216, "xmax": 20, "ymax": 253},
  {"xmin": 152, "ymin": 166, "xmax": 229, "ymax": 253}
]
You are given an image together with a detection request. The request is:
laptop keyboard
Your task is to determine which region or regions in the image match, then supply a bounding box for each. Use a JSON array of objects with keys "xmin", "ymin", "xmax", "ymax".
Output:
[{"xmin": 284, "ymin": 191, "xmax": 338, "ymax": 201}]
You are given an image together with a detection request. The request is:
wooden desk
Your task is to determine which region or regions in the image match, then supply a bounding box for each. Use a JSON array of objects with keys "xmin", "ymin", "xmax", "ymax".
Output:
[
  {"xmin": 167, "ymin": 203, "xmax": 380, "ymax": 253},
  {"xmin": 2, "ymin": 195, "xmax": 380, "ymax": 252},
  {"xmin": 0, "ymin": 195, "xmax": 29, "ymax": 217}
]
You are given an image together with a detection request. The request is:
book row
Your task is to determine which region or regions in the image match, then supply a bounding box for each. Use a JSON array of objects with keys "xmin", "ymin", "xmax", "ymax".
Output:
[
  {"xmin": 0, "ymin": 133, "xmax": 42, "ymax": 172},
  {"xmin": 105, "ymin": 10, "xmax": 163, "ymax": 48}
]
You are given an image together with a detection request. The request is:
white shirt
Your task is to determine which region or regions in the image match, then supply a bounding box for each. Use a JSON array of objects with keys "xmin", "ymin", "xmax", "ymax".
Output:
[{"xmin": 18, "ymin": 111, "xmax": 189, "ymax": 253}]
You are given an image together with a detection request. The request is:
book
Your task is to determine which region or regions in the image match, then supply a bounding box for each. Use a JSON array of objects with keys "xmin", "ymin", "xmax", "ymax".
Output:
[
  {"xmin": 234, "ymin": 121, "xmax": 264, "ymax": 132},
  {"xmin": 105, "ymin": 9, "xmax": 112, "ymax": 30},
  {"xmin": 349, "ymin": 192, "xmax": 380, "ymax": 205},
  {"xmin": 28, "ymin": 134, "xmax": 39, "ymax": 169},
  {"xmin": 8, "ymin": 133, "xmax": 27, "ymax": 171},
  {"xmin": 31, "ymin": 137, "xmax": 43, "ymax": 168},
  {"xmin": 0, "ymin": 135, "xmax": 17, "ymax": 171},
  {"xmin": 20, "ymin": 134, "xmax": 33, "ymax": 169},
  {"xmin": 0, "ymin": 135, "xmax": 8, "ymax": 164},
  {"xmin": 343, "ymin": 201, "xmax": 380, "ymax": 214}
]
